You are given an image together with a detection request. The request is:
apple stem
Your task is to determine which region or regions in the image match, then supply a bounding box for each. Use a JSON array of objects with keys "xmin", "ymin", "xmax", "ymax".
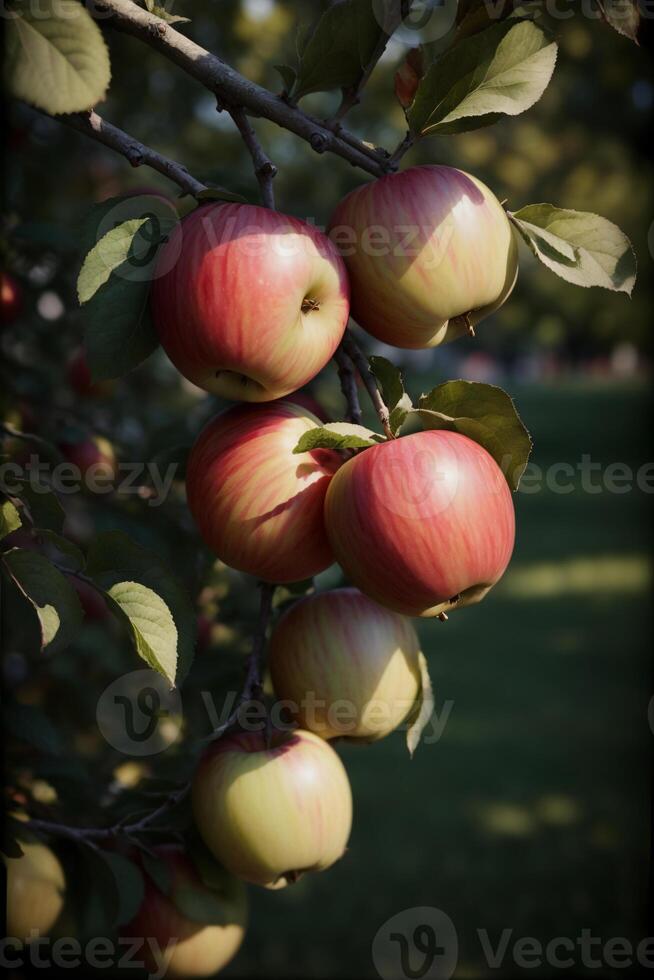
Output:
[
  {"xmin": 464, "ymin": 313, "xmax": 476, "ymax": 338},
  {"xmin": 341, "ymin": 331, "xmax": 395, "ymax": 440},
  {"xmin": 333, "ymin": 346, "xmax": 363, "ymax": 425},
  {"xmin": 438, "ymin": 612, "xmax": 449, "ymax": 622},
  {"xmin": 228, "ymin": 107, "xmax": 277, "ymax": 210}
]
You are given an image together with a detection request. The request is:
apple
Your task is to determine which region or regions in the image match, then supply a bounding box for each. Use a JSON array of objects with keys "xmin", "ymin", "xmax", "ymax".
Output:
[
  {"xmin": 277, "ymin": 390, "xmax": 330, "ymax": 422},
  {"xmin": 324, "ymin": 430, "xmax": 515, "ymax": 617},
  {"xmin": 58, "ymin": 436, "xmax": 117, "ymax": 483},
  {"xmin": 1, "ymin": 272, "xmax": 23, "ymax": 326},
  {"xmin": 4, "ymin": 842, "xmax": 65, "ymax": 942},
  {"xmin": 192, "ymin": 729, "xmax": 352, "ymax": 888},
  {"xmin": 186, "ymin": 400, "xmax": 341, "ymax": 583},
  {"xmin": 121, "ymin": 846, "xmax": 246, "ymax": 978},
  {"xmin": 269, "ymin": 588, "xmax": 422, "ymax": 740},
  {"xmin": 70, "ymin": 576, "xmax": 109, "ymax": 621},
  {"xmin": 67, "ymin": 348, "xmax": 115, "ymax": 398},
  {"xmin": 328, "ymin": 165, "xmax": 518, "ymax": 348},
  {"xmin": 151, "ymin": 203, "xmax": 350, "ymax": 401}
]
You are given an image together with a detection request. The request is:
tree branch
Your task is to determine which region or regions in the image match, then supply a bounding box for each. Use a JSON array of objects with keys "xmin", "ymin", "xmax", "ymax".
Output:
[
  {"xmin": 228, "ymin": 107, "xmax": 277, "ymax": 210},
  {"xmin": 333, "ymin": 345, "xmax": 363, "ymax": 425},
  {"xmin": 341, "ymin": 330, "xmax": 393, "ymax": 439},
  {"xmin": 48, "ymin": 108, "xmax": 207, "ymax": 197},
  {"xmin": 87, "ymin": 0, "xmax": 391, "ymax": 179}
]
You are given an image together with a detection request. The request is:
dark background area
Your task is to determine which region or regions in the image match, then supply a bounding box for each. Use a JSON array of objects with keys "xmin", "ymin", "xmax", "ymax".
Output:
[{"xmin": 2, "ymin": 2, "xmax": 653, "ymax": 977}]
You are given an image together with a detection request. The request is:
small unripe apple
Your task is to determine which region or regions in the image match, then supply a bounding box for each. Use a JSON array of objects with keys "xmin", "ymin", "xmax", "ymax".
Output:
[
  {"xmin": 151, "ymin": 203, "xmax": 350, "ymax": 401},
  {"xmin": 121, "ymin": 846, "xmax": 246, "ymax": 978},
  {"xmin": 186, "ymin": 401, "xmax": 341, "ymax": 583},
  {"xmin": 4, "ymin": 842, "xmax": 65, "ymax": 942},
  {"xmin": 67, "ymin": 348, "xmax": 115, "ymax": 398},
  {"xmin": 269, "ymin": 588, "xmax": 422, "ymax": 740},
  {"xmin": 1, "ymin": 272, "xmax": 23, "ymax": 326},
  {"xmin": 58, "ymin": 436, "xmax": 117, "ymax": 483},
  {"xmin": 324, "ymin": 430, "xmax": 515, "ymax": 617},
  {"xmin": 192, "ymin": 729, "xmax": 352, "ymax": 888},
  {"xmin": 328, "ymin": 165, "xmax": 518, "ymax": 348}
]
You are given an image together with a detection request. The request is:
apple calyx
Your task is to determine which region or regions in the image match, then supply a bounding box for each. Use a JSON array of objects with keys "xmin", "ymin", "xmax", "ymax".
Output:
[{"xmin": 301, "ymin": 296, "xmax": 321, "ymax": 313}]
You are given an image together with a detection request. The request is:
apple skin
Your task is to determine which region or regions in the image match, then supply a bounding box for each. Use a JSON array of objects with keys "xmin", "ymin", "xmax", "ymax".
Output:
[
  {"xmin": 328, "ymin": 165, "xmax": 518, "ymax": 349},
  {"xmin": 269, "ymin": 588, "xmax": 422, "ymax": 741},
  {"xmin": 4, "ymin": 843, "xmax": 65, "ymax": 943},
  {"xmin": 151, "ymin": 203, "xmax": 350, "ymax": 401},
  {"xmin": 1, "ymin": 272, "xmax": 23, "ymax": 326},
  {"xmin": 58, "ymin": 436, "xmax": 117, "ymax": 482},
  {"xmin": 324, "ymin": 430, "xmax": 515, "ymax": 617},
  {"xmin": 192, "ymin": 729, "xmax": 352, "ymax": 888},
  {"xmin": 67, "ymin": 348, "xmax": 115, "ymax": 398},
  {"xmin": 121, "ymin": 846, "xmax": 246, "ymax": 979},
  {"xmin": 186, "ymin": 401, "xmax": 341, "ymax": 583},
  {"xmin": 278, "ymin": 390, "xmax": 330, "ymax": 422}
]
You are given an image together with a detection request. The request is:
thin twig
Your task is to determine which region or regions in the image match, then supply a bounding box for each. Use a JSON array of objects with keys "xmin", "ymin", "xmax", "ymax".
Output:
[
  {"xmin": 47, "ymin": 109, "xmax": 207, "ymax": 197},
  {"xmin": 342, "ymin": 331, "xmax": 393, "ymax": 439},
  {"xmin": 86, "ymin": 0, "xmax": 390, "ymax": 179},
  {"xmin": 228, "ymin": 107, "xmax": 277, "ymax": 209},
  {"xmin": 388, "ymin": 131, "xmax": 415, "ymax": 169},
  {"xmin": 333, "ymin": 345, "xmax": 363, "ymax": 425}
]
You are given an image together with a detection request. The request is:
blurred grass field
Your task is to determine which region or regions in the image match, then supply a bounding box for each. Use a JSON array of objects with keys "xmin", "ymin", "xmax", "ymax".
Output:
[{"xmin": 226, "ymin": 379, "xmax": 652, "ymax": 979}]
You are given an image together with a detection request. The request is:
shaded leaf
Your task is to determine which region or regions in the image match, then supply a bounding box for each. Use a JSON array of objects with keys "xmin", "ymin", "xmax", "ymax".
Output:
[
  {"xmin": 142, "ymin": 850, "xmax": 173, "ymax": 896},
  {"xmin": 597, "ymin": 0, "xmax": 641, "ymax": 41},
  {"xmin": 4, "ymin": 0, "xmax": 111, "ymax": 115},
  {"xmin": 274, "ymin": 63, "xmax": 297, "ymax": 94},
  {"xmin": 38, "ymin": 530, "xmax": 85, "ymax": 572},
  {"xmin": 3, "ymin": 702, "xmax": 64, "ymax": 755},
  {"xmin": 84, "ymin": 274, "xmax": 158, "ymax": 382},
  {"xmin": 406, "ymin": 652, "xmax": 434, "ymax": 758},
  {"xmin": 369, "ymin": 356, "xmax": 413, "ymax": 435},
  {"xmin": 394, "ymin": 46, "xmax": 425, "ymax": 108},
  {"xmin": 293, "ymin": 422, "xmax": 384, "ymax": 454},
  {"xmin": 4, "ymin": 549, "xmax": 83, "ymax": 653},
  {"xmin": 90, "ymin": 850, "xmax": 145, "ymax": 928},
  {"xmin": 412, "ymin": 381, "xmax": 532, "ymax": 491},
  {"xmin": 194, "ymin": 186, "xmax": 248, "ymax": 205},
  {"xmin": 510, "ymin": 204, "xmax": 637, "ymax": 295},
  {"xmin": 15, "ymin": 482, "xmax": 64, "ymax": 533},
  {"xmin": 407, "ymin": 19, "xmax": 557, "ymax": 136}
]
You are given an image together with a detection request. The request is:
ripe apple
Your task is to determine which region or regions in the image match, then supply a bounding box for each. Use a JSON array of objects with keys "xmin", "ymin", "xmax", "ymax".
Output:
[
  {"xmin": 58, "ymin": 436, "xmax": 117, "ymax": 483},
  {"xmin": 328, "ymin": 165, "xmax": 518, "ymax": 348},
  {"xmin": 1, "ymin": 272, "xmax": 23, "ymax": 326},
  {"xmin": 4, "ymin": 842, "xmax": 65, "ymax": 942},
  {"xmin": 192, "ymin": 729, "xmax": 352, "ymax": 888},
  {"xmin": 269, "ymin": 588, "xmax": 422, "ymax": 740},
  {"xmin": 121, "ymin": 846, "xmax": 246, "ymax": 978},
  {"xmin": 324, "ymin": 430, "xmax": 515, "ymax": 617},
  {"xmin": 278, "ymin": 390, "xmax": 330, "ymax": 422},
  {"xmin": 151, "ymin": 203, "xmax": 350, "ymax": 401},
  {"xmin": 67, "ymin": 348, "xmax": 115, "ymax": 398},
  {"xmin": 186, "ymin": 401, "xmax": 341, "ymax": 583}
]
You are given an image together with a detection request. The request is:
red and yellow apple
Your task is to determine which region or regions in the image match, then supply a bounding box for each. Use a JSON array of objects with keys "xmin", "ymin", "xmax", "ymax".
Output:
[
  {"xmin": 186, "ymin": 401, "xmax": 340, "ymax": 583},
  {"xmin": 192, "ymin": 729, "xmax": 352, "ymax": 888},
  {"xmin": 121, "ymin": 846, "xmax": 246, "ymax": 978},
  {"xmin": 58, "ymin": 435, "xmax": 117, "ymax": 483},
  {"xmin": 1, "ymin": 272, "xmax": 23, "ymax": 326},
  {"xmin": 328, "ymin": 165, "xmax": 518, "ymax": 348},
  {"xmin": 151, "ymin": 203, "xmax": 350, "ymax": 401},
  {"xmin": 4, "ymin": 842, "xmax": 65, "ymax": 943},
  {"xmin": 324, "ymin": 430, "xmax": 515, "ymax": 617},
  {"xmin": 269, "ymin": 588, "xmax": 422, "ymax": 740},
  {"xmin": 67, "ymin": 348, "xmax": 115, "ymax": 399}
]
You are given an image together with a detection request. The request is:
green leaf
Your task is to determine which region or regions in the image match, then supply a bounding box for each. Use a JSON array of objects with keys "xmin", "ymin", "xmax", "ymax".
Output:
[
  {"xmin": 15, "ymin": 482, "xmax": 64, "ymax": 534},
  {"xmin": 79, "ymin": 197, "xmax": 178, "ymax": 381},
  {"xmin": 107, "ymin": 580, "xmax": 178, "ymax": 686},
  {"xmin": 294, "ymin": 0, "xmax": 387, "ymax": 99},
  {"xmin": 293, "ymin": 422, "xmax": 385, "ymax": 454},
  {"xmin": 274, "ymin": 63, "xmax": 297, "ymax": 95},
  {"xmin": 4, "ymin": 549, "xmax": 83, "ymax": 653},
  {"xmin": 149, "ymin": 4, "xmax": 190, "ymax": 24},
  {"xmin": 194, "ymin": 186, "xmax": 248, "ymax": 205},
  {"xmin": 78, "ymin": 218, "xmax": 151, "ymax": 305},
  {"xmin": 3, "ymin": 702, "xmax": 64, "ymax": 755},
  {"xmin": 407, "ymin": 19, "xmax": 557, "ymax": 136},
  {"xmin": 37, "ymin": 531, "xmax": 85, "ymax": 573},
  {"xmin": 597, "ymin": 0, "xmax": 641, "ymax": 41},
  {"xmin": 412, "ymin": 381, "xmax": 532, "ymax": 491},
  {"xmin": 368, "ymin": 356, "xmax": 413, "ymax": 436},
  {"xmin": 406, "ymin": 652, "xmax": 434, "ymax": 758},
  {"xmin": 0, "ymin": 500, "xmax": 22, "ymax": 540},
  {"xmin": 89, "ymin": 850, "xmax": 145, "ymax": 928},
  {"xmin": 4, "ymin": 0, "xmax": 111, "ymax": 115},
  {"xmin": 86, "ymin": 531, "xmax": 196, "ymax": 686},
  {"xmin": 509, "ymin": 204, "xmax": 637, "ymax": 295},
  {"xmin": 142, "ymin": 851, "xmax": 173, "ymax": 896}
]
